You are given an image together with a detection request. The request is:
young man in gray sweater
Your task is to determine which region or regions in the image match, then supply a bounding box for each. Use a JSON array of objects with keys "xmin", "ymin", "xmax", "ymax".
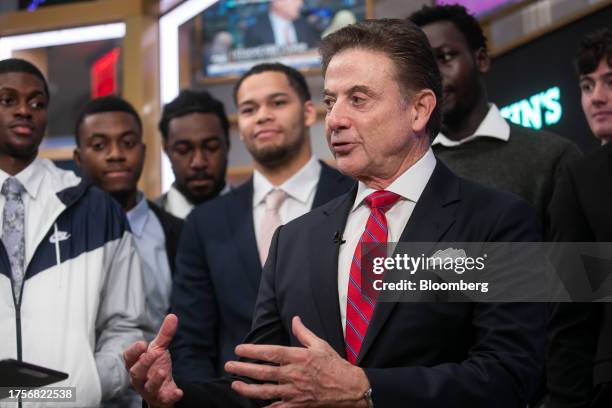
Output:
[{"xmin": 409, "ymin": 5, "xmax": 582, "ymax": 232}]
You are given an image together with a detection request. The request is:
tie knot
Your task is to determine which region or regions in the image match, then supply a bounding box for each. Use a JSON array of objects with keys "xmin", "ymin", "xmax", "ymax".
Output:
[
  {"xmin": 265, "ymin": 189, "xmax": 288, "ymax": 211},
  {"xmin": 365, "ymin": 190, "xmax": 400, "ymax": 212},
  {"xmin": 1, "ymin": 177, "xmax": 25, "ymax": 198}
]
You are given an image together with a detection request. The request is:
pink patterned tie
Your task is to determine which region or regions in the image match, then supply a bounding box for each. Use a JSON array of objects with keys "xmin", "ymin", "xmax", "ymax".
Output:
[
  {"xmin": 345, "ymin": 190, "xmax": 400, "ymax": 364},
  {"xmin": 258, "ymin": 189, "xmax": 288, "ymax": 265}
]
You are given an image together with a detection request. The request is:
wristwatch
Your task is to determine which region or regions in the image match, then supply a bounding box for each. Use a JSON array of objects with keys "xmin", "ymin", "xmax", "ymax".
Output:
[{"xmin": 363, "ymin": 388, "xmax": 374, "ymax": 408}]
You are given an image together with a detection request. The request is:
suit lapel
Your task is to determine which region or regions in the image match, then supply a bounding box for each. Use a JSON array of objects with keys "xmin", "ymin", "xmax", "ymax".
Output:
[
  {"xmin": 309, "ymin": 188, "xmax": 357, "ymax": 357},
  {"xmin": 230, "ymin": 163, "xmax": 346, "ymax": 294},
  {"xmin": 357, "ymin": 162, "xmax": 459, "ymax": 364},
  {"xmin": 312, "ymin": 161, "xmax": 352, "ymax": 208},
  {"xmin": 227, "ymin": 179, "xmax": 262, "ymax": 293}
]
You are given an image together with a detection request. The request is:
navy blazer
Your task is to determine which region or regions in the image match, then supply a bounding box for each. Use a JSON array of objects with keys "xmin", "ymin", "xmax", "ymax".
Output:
[
  {"xmin": 175, "ymin": 161, "xmax": 546, "ymax": 407},
  {"xmin": 170, "ymin": 162, "xmax": 354, "ymax": 383}
]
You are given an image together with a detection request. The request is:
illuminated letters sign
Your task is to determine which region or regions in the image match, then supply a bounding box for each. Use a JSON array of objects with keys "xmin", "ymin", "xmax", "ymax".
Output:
[{"xmin": 500, "ymin": 86, "xmax": 562, "ymax": 130}]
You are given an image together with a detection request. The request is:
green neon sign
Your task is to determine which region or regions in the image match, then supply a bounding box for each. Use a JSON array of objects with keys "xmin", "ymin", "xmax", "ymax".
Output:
[{"xmin": 500, "ymin": 86, "xmax": 562, "ymax": 130}]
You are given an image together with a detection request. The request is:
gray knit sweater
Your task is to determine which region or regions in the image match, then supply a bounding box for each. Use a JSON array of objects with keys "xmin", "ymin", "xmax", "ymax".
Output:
[{"xmin": 433, "ymin": 123, "xmax": 582, "ymax": 231}]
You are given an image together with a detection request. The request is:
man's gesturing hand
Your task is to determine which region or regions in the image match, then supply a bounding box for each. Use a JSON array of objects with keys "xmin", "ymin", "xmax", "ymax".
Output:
[
  {"xmin": 124, "ymin": 314, "xmax": 183, "ymax": 408},
  {"xmin": 225, "ymin": 316, "xmax": 370, "ymax": 407}
]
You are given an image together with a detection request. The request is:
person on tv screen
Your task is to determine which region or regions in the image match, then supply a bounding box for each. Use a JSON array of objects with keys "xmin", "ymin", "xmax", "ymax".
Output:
[{"xmin": 244, "ymin": 0, "xmax": 319, "ymax": 49}]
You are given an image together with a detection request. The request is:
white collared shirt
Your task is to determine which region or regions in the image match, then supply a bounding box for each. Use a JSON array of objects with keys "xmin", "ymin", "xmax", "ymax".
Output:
[
  {"xmin": 432, "ymin": 104, "xmax": 510, "ymax": 147},
  {"xmin": 164, "ymin": 185, "xmax": 194, "ymax": 219},
  {"xmin": 337, "ymin": 149, "xmax": 437, "ymax": 335},
  {"xmin": 0, "ymin": 159, "xmax": 79, "ymax": 267},
  {"xmin": 253, "ymin": 156, "xmax": 321, "ymax": 250},
  {"xmin": 164, "ymin": 183, "xmax": 232, "ymax": 219},
  {"xmin": 269, "ymin": 11, "xmax": 298, "ymax": 46}
]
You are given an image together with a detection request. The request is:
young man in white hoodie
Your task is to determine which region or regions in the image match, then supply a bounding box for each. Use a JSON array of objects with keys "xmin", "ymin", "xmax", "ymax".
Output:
[{"xmin": 0, "ymin": 58, "xmax": 149, "ymax": 407}]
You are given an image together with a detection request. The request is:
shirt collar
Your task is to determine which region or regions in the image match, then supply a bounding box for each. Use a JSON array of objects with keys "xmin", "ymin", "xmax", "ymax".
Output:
[
  {"xmin": 432, "ymin": 104, "xmax": 510, "ymax": 147},
  {"xmin": 166, "ymin": 184, "xmax": 194, "ymax": 218},
  {"xmin": 126, "ymin": 192, "xmax": 149, "ymax": 238},
  {"xmin": 0, "ymin": 158, "xmax": 45, "ymax": 200},
  {"xmin": 352, "ymin": 148, "xmax": 437, "ymax": 211},
  {"xmin": 220, "ymin": 183, "xmax": 232, "ymax": 195},
  {"xmin": 253, "ymin": 156, "xmax": 322, "ymax": 208}
]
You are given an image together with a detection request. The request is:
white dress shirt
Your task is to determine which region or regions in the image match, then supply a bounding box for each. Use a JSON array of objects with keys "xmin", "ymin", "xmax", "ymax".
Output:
[
  {"xmin": 337, "ymin": 149, "xmax": 436, "ymax": 335},
  {"xmin": 0, "ymin": 159, "xmax": 80, "ymax": 268},
  {"xmin": 432, "ymin": 104, "xmax": 510, "ymax": 147},
  {"xmin": 164, "ymin": 183, "xmax": 232, "ymax": 219},
  {"xmin": 253, "ymin": 156, "xmax": 321, "ymax": 250},
  {"xmin": 164, "ymin": 184, "xmax": 194, "ymax": 219}
]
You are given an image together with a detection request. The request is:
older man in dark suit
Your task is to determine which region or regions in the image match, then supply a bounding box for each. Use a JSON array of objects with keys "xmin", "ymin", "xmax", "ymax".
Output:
[{"xmin": 125, "ymin": 20, "xmax": 545, "ymax": 408}]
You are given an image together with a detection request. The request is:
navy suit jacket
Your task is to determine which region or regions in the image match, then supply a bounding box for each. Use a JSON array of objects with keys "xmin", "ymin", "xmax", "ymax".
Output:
[
  {"xmin": 244, "ymin": 14, "xmax": 319, "ymax": 48},
  {"xmin": 170, "ymin": 162, "xmax": 354, "ymax": 383},
  {"xmin": 175, "ymin": 161, "xmax": 546, "ymax": 407}
]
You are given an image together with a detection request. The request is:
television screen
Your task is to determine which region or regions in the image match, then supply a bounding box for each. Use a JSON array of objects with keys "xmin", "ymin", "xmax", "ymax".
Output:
[{"xmin": 197, "ymin": 0, "xmax": 369, "ymax": 79}]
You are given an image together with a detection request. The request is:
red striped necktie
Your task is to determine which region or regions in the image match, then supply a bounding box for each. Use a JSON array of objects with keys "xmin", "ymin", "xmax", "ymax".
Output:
[{"xmin": 345, "ymin": 190, "xmax": 401, "ymax": 364}]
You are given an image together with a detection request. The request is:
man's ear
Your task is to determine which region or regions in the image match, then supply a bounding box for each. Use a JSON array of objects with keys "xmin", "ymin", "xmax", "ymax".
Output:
[
  {"xmin": 303, "ymin": 100, "xmax": 317, "ymax": 127},
  {"xmin": 73, "ymin": 148, "xmax": 82, "ymax": 168},
  {"xmin": 474, "ymin": 47, "xmax": 490, "ymax": 74},
  {"xmin": 410, "ymin": 89, "xmax": 437, "ymax": 135}
]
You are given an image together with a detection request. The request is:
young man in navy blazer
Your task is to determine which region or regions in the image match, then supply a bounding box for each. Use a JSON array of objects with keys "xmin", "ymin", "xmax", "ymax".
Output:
[{"xmin": 168, "ymin": 62, "xmax": 353, "ymax": 384}]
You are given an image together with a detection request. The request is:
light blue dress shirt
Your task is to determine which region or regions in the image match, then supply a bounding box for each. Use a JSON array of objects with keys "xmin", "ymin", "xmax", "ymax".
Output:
[{"xmin": 127, "ymin": 193, "xmax": 172, "ymax": 339}]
